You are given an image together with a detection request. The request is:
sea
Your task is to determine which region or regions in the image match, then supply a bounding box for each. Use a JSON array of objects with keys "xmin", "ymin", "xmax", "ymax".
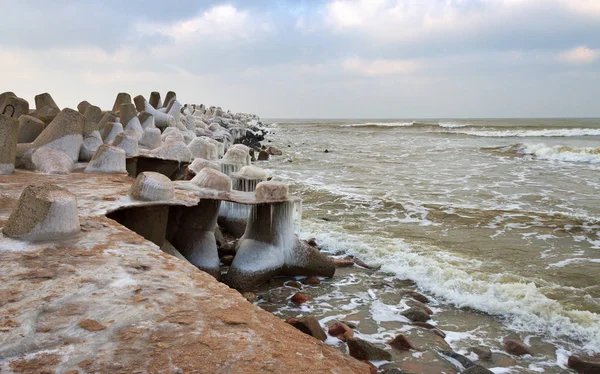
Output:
[{"xmin": 258, "ymin": 118, "xmax": 600, "ymax": 373}]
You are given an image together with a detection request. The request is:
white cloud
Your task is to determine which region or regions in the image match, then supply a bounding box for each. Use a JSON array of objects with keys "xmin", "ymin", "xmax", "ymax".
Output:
[
  {"xmin": 343, "ymin": 57, "xmax": 417, "ymax": 76},
  {"xmin": 137, "ymin": 5, "xmax": 270, "ymax": 42},
  {"xmin": 324, "ymin": 0, "xmax": 600, "ymax": 43},
  {"xmin": 558, "ymin": 46, "xmax": 600, "ymax": 65}
]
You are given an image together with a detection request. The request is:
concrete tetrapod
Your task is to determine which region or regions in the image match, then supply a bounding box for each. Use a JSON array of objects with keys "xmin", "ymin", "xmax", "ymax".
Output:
[
  {"xmin": 171, "ymin": 168, "xmax": 231, "ymax": 279},
  {"xmin": 84, "ymin": 144, "xmax": 127, "ymax": 174},
  {"xmin": 0, "ymin": 112, "xmax": 19, "ymax": 174},
  {"xmin": 120, "ymin": 103, "xmax": 143, "ymax": 140},
  {"xmin": 2, "ymin": 184, "xmax": 80, "ymax": 241},
  {"xmin": 31, "ymin": 108, "xmax": 84, "ymax": 162},
  {"xmin": 130, "ymin": 171, "xmax": 174, "ymax": 201},
  {"xmin": 17, "ymin": 115, "xmax": 45, "ymax": 144},
  {"xmin": 134, "ymin": 95, "xmax": 175, "ymax": 129},
  {"xmin": 218, "ymin": 165, "xmax": 269, "ymax": 238},
  {"xmin": 225, "ymin": 181, "xmax": 293, "ymax": 290}
]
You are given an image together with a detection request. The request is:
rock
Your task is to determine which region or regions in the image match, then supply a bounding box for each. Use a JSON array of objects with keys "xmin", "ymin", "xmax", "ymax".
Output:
[
  {"xmin": 340, "ymin": 320, "xmax": 358, "ymax": 329},
  {"xmin": 17, "ymin": 115, "xmax": 45, "ymax": 143},
  {"xmin": 0, "ymin": 112, "xmax": 19, "ymax": 175},
  {"xmin": 379, "ymin": 365, "xmax": 404, "ymax": 374},
  {"xmin": 291, "ymin": 293, "xmax": 309, "ymax": 305},
  {"xmin": 280, "ymin": 239, "xmax": 336, "ymax": 278},
  {"xmin": 307, "ymin": 237, "xmax": 318, "ymax": 247},
  {"xmin": 503, "ymin": 339, "xmax": 532, "ymax": 356},
  {"xmin": 130, "ymin": 172, "xmax": 174, "ymax": 201},
  {"xmin": 346, "ymin": 337, "xmax": 392, "ymax": 361},
  {"xmin": 471, "ymin": 347, "xmax": 492, "ymax": 361},
  {"xmin": 400, "ymin": 290, "xmax": 430, "ymax": 304},
  {"xmin": 221, "ymin": 255, "xmax": 234, "ymax": 266},
  {"xmin": 242, "ymin": 292, "xmax": 258, "ymax": 303},
  {"xmin": 439, "ymin": 350, "xmax": 475, "ymax": 369},
  {"xmin": 2, "ymin": 183, "xmax": 80, "ymax": 241},
  {"xmin": 401, "ymin": 307, "xmax": 430, "ymax": 322},
  {"xmin": 461, "ymin": 365, "xmax": 494, "ymax": 374},
  {"xmin": 333, "ymin": 258, "xmax": 355, "ymax": 267},
  {"xmin": 266, "ymin": 146, "xmax": 282, "ymax": 155},
  {"xmin": 328, "ymin": 322, "xmax": 354, "ymax": 341},
  {"xmin": 360, "ymin": 360, "xmax": 378, "ymax": 374},
  {"xmin": 324, "ymin": 149, "xmax": 329, "ymax": 153},
  {"xmin": 568, "ymin": 354, "xmax": 600, "ymax": 373},
  {"xmin": 257, "ymin": 150, "xmax": 269, "ymax": 160},
  {"xmin": 285, "ymin": 281, "xmax": 303, "ymax": 289},
  {"xmin": 406, "ymin": 300, "xmax": 433, "ymax": 315},
  {"xmin": 303, "ymin": 276, "xmax": 321, "ymax": 285},
  {"xmin": 389, "ymin": 334, "xmax": 419, "ymax": 351},
  {"xmin": 286, "ymin": 316, "xmax": 326, "ymax": 341}
]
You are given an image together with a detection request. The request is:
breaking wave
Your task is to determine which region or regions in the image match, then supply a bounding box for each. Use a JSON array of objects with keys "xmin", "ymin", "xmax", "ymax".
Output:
[
  {"xmin": 341, "ymin": 122, "xmax": 414, "ymax": 128},
  {"xmin": 513, "ymin": 143, "xmax": 600, "ymax": 163},
  {"xmin": 443, "ymin": 128, "xmax": 600, "ymax": 138},
  {"xmin": 300, "ymin": 220, "xmax": 600, "ymax": 354}
]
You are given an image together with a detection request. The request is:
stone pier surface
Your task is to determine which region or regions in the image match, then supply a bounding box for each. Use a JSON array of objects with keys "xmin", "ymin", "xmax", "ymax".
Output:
[{"xmin": 0, "ymin": 171, "xmax": 368, "ymax": 373}]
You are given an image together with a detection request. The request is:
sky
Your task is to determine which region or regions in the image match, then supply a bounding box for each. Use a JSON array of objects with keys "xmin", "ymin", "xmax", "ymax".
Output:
[{"xmin": 1, "ymin": 0, "xmax": 599, "ymax": 118}]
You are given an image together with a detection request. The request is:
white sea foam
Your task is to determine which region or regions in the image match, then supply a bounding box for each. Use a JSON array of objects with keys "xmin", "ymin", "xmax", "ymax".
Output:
[
  {"xmin": 438, "ymin": 122, "xmax": 467, "ymax": 128},
  {"xmin": 341, "ymin": 122, "xmax": 414, "ymax": 128},
  {"xmin": 300, "ymin": 219, "xmax": 600, "ymax": 354},
  {"xmin": 518, "ymin": 143, "xmax": 600, "ymax": 163},
  {"xmin": 447, "ymin": 128, "xmax": 600, "ymax": 137}
]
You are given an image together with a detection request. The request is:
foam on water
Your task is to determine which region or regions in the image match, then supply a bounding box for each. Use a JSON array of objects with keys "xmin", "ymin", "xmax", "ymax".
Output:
[
  {"xmin": 341, "ymin": 122, "xmax": 414, "ymax": 128},
  {"xmin": 445, "ymin": 128, "xmax": 600, "ymax": 137},
  {"xmin": 517, "ymin": 143, "xmax": 600, "ymax": 163},
  {"xmin": 300, "ymin": 219, "xmax": 600, "ymax": 354}
]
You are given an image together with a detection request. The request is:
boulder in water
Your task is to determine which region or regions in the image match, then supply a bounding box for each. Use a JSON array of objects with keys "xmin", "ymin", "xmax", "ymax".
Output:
[{"xmin": 346, "ymin": 337, "xmax": 392, "ymax": 361}]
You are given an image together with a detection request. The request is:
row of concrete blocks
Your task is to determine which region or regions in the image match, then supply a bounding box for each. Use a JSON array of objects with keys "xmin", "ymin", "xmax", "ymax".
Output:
[{"xmin": 2, "ymin": 169, "xmax": 334, "ymax": 291}]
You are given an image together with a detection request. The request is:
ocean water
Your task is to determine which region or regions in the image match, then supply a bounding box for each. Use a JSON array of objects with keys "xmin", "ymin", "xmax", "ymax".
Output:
[{"xmin": 260, "ymin": 118, "xmax": 600, "ymax": 372}]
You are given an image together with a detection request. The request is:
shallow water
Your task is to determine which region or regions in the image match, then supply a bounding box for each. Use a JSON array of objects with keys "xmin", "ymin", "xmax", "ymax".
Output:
[{"xmin": 259, "ymin": 118, "xmax": 600, "ymax": 373}]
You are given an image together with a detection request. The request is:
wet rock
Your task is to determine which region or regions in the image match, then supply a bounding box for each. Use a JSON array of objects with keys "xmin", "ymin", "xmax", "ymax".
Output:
[
  {"xmin": 471, "ymin": 347, "xmax": 492, "ymax": 361},
  {"xmin": 285, "ymin": 280, "xmax": 303, "ymax": 289},
  {"xmin": 406, "ymin": 300, "xmax": 433, "ymax": 315},
  {"xmin": 324, "ymin": 149, "xmax": 329, "ymax": 153},
  {"xmin": 439, "ymin": 350, "xmax": 475, "ymax": 369},
  {"xmin": 242, "ymin": 292, "xmax": 258, "ymax": 303},
  {"xmin": 286, "ymin": 316, "xmax": 326, "ymax": 341},
  {"xmin": 401, "ymin": 307, "xmax": 430, "ymax": 322},
  {"xmin": 461, "ymin": 365, "xmax": 494, "ymax": 374},
  {"xmin": 257, "ymin": 150, "xmax": 269, "ymax": 160},
  {"xmin": 307, "ymin": 237, "xmax": 318, "ymax": 247},
  {"xmin": 360, "ymin": 360, "xmax": 378, "ymax": 374},
  {"xmin": 291, "ymin": 293, "xmax": 309, "ymax": 305},
  {"xmin": 568, "ymin": 354, "xmax": 600, "ymax": 373},
  {"xmin": 332, "ymin": 258, "xmax": 354, "ymax": 267},
  {"xmin": 379, "ymin": 365, "xmax": 404, "ymax": 374},
  {"xmin": 389, "ymin": 334, "xmax": 419, "ymax": 351},
  {"xmin": 266, "ymin": 146, "xmax": 282, "ymax": 155},
  {"xmin": 346, "ymin": 337, "xmax": 392, "ymax": 361},
  {"xmin": 503, "ymin": 339, "xmax": 532, "ymax": 356},
  {"xmin": 328, "ymin": 322, "xmax": 354, "ymax": 341},
  {"xmin": 303, "ymin": 276, "xmax": 321, "ymax": 285},
  {"xmin": 340, "ymin": 320, "xmax": 358, "ymax": 329},
  {"xmin": 400, "ymin": 290, "xmax": 430, "ymax": 304},
  {"xmin": 220, "ymin": 255, "xmax": 234, "ymax": 266}
]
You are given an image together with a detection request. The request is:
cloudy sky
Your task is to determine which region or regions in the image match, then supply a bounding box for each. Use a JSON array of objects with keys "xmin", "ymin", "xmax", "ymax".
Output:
[{"xmin": 2, "ymin": 0, "xmax": 599, "ymax": 118}]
